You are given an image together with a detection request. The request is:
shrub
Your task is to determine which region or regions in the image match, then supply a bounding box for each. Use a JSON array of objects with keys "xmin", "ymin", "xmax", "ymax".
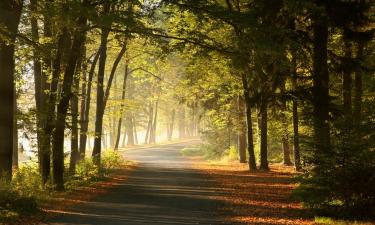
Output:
[
  {"xmin": 294, "ymin": 118, "xmax": 375, "ymax": 218},
  {"xmin": 221, "ymin": 145, "xmax": 239, "ymax": 162},
  {"xmin": 0, "ymin": 167, "xmax": 39, "ymax": 223},
  {"xmin": 180, "ymin": 147, "xmax": 203, "ymax": 157},
  {"xmin": 11, "ymin": 163, "xmax": 43, "ymax": 196},
  {"xmin": 102, "ymin": 150, "xmax": 124, "ymax": 171}
]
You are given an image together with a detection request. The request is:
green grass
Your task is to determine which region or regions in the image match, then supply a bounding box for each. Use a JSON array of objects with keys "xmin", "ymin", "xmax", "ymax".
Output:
[
  {"xmin": 180, "ymin": 144, "xmax": 240, "ymax": 163},
  {"xmin": 180, "ymin": 146, "xmax": 204, "ymax": 157}
]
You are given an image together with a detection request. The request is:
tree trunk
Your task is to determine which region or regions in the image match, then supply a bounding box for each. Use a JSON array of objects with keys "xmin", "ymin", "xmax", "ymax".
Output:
[
  {"xmin": 150, "ymin": 99, "xmax": 159, "ymax": 144},
  {"xmin": 40, "ymin": 26, "xmax": 66, "ymax": 185},
  {"xmin": 126, "ymin": 115, "xmax": 135, "ymax": 145},
  {"xmin": 30, "ymin": 0, "xmax": 50, "ymax": 179},
  {"xmin": 281, "ymin": 86, "xmax": 292, "ymax": 166},
  {"xmin": 12, "ymin": 91, "xmax": 18, "ymax": 169},
  {"xmin": 144, "ymin": 104, "xmax": 153, "ymax": 144},
  {"xmin": 69, "ymin": 54, "xmax": 82, "ymax": 174},
  {"xmin": 291, "ymin": 53, "xmax": 301, "ymax": 171},
  {"xmin": 133, "ymin": 115, "xmax": 138, "ymax": 144},
  {"xmin": 167, "ymin": 109, "xmax": 175, "ymax": 141},
  {"xmin": 114, "ymin": 118, "xmax": 123, "ymax": 150},
  {"xmin": 78, "ymin": 46, "xmax": 87, "ymax": 159},
  {"xmin": 241, "ymin": 73, "xmax": 257, "ymax": 171},
  {"xmin": 109, "ymin": 116, "xmax": 115, "ymax": 148},
  {"xmin": 114, "ymin": 63, "xmax": 129, "ymax": 150},
  {"xmin": 353, "ymin": 43, "xmax": 363, "ymax": 128},
  {"xmin": 259, "ymin": 97, "xmax": 269, "ymax": 171},
  {"xmin": 93, "ymin": 25, "xmax": 125, "ymax": 161},
  {"xmin": 79, "ymin": 49, "xmax": 100, "ymax": 159},
  {"xmin": 178, "ymin": 107, "xmax": 186, "ymax": 139},
  {"xmin": 52, "ymin": 9, "xmax": 88, "ymax": 190},
  {"xmin": 343, "ymin": 41, "xmax": 352, "ymax": 118},
  {"xmin": 92, "ymin": 22, "xmax": 110, "ymax": 164},
  {"xmin": 312, "ymin": 14, "xmax": 330, "ymax": 157},
  {"xmin": 238, "ymin": 96, "xmax": 247, "ymax": 163},
  {"xmin": 121, "ymin": 121, "xmax": 127, "ymax": 147},
  {"xmin": 0, "ymin": 0, "xmax": 22, "ymax": 180}
]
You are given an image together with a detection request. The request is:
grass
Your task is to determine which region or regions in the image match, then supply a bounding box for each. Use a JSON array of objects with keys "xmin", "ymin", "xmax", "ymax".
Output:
[
  {"xmin": 180, "ymin": 144, "xmax": 240, "ymax": 163},
  {"xmin": 180, "ymin": 146, "xmax": 204, "ymax": 157}
]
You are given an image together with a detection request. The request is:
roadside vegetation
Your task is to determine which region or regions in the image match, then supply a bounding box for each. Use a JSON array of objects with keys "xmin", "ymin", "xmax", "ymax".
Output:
[{"xmin": 0, "ymin": 151, "xmax": 126, "ymax": 224}]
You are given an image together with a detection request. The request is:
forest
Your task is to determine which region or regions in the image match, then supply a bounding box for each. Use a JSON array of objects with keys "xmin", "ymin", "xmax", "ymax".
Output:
[{"xmin": 0, "ymin": 0, "xmax": 374, "ymax": 224}]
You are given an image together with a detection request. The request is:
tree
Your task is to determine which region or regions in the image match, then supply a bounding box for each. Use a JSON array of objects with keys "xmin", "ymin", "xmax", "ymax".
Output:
[
  {"xmin": 51, "ymin": 0, "xmax": 90, "ymax": 190},
  {"xmin": 0, "ymin": 0, "xmax": 23, "ymax": 180}
]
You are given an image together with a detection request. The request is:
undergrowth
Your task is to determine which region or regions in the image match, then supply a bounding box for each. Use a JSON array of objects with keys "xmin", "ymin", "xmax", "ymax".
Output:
[
  {"xmin": 180, "ymin": 144, "xmax": 239, "ymax": 163},
  {"xmin": 0, "ymin": 150, "xmax": 126, "ymax": 224}
]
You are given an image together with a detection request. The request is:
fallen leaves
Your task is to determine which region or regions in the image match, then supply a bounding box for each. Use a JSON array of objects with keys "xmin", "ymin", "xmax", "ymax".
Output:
[{"xmin": 196, "ymin": 162, "xmax": 315, "ymax": 225}]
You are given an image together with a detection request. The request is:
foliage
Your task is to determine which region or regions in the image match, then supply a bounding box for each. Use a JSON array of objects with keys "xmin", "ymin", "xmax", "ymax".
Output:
[
  {"xmin": 0, "ymin": 164, "xmax": 40, "ymax": 223},
  {"xmin": 294, "ymin": 118, "xmax": 375, "ymax": 218},
  {"xmin": 102, "ymin": 150, "xmax": 125, "ymax": 171}
]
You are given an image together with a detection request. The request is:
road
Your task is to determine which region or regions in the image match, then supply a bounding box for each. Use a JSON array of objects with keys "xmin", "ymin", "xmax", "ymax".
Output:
[{"xmin": 46, "ymin": 141, "xmax": 230, "ymax": 225}]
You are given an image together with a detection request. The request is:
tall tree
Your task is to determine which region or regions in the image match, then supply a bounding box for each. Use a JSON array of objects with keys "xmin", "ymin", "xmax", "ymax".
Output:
[
  {"xmin": 114, "ymin": 61, "xmax": 129, "ymax": 150},
  {"xmin": 312, "ymin": 3, "xmax": 330, "ymax": 160},
  {"xmin": 92, "ymin": 3, "xmax": 111, "ymax": 164},
  {"xmin": 0, "ymin": 0, "xmax": 23, "ymax": 179},
  {"xmin": 51, "ymin": 0, "xmax": 89, "ymax": 189},
  {"xmin": 79, "ymin": 49, "xmax": 100, "ymax": 159}
]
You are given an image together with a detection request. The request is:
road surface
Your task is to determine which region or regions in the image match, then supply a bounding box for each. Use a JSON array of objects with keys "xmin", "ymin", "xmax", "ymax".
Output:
[{"xmin": 46, "ymin": 141, "xmax": 231, "ymax": 225}]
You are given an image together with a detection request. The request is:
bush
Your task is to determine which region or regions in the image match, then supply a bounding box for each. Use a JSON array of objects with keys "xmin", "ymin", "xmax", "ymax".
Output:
[
  {"xmin": 11, "ymin": 163, "xmax": 43, "ymax": 196},
  {"xmin": 102, "ymin": 150, "xmax": 124, "ymax": 171},
  {"xmin": 67, "ymin": 150, "xmax": 124, "ymax": 188},
  {"xmin": 221, "ymin": 146, "xmax": 239, "ymax": 162},
  {"xmin": 0, "ymin": 166, "xmax": 39, "ymax": 223},
  {"xmin": 180, "ymin": 147, "xmax": 203, "ymax": 157},
  {"xmin": 294, "ymin": 118, "xmax": 375, "ymax": 219}
]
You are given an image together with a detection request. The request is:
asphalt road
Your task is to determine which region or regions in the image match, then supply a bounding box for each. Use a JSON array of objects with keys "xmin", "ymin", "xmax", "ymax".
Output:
[{"xmin": 45, "ymin": 141, "xmax": 230, "ymax": 225}]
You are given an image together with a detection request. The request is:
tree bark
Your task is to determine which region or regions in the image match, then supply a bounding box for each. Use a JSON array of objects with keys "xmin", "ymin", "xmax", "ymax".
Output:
[
  {"xmin": 144, "ymin": 104, "xmax": 153, "ymax": 144},
  {"xmin": 281, "ymin": 85, "xmax": 292, "ymax": 165},
  {"xmin": 93, "ymin": 26, "xmax": 126, "ymax": 161},
  {"xmin": 343, "ymin": 40, "xmax": 353, "ymax": 120},
  {"xmin": 0, "ymin": 0, "xmax": 22, "ymax": 180},
  {"xmin": 312, "ymin": 13, "xmax": 330, "ymax": 157},
  {"xmin": 149, "ymin": 99, "xmax": 159, "ymax": 144},
  {"xmin": 133, "ymin": 115, "xmax": 138, "ymax": 144},
  {"xmin": 178, "ymin": 107, "xmax": 186, "ymax": 139},
  {"xmin": 126, "ymin": 115, "xmax": 135, "ymax": 145},
  {"xmin": 121, "ymin": 121, "xmax": 127, "ymax": 147},
  {"xmin": 41, "ymin": 26, "xmax": 67, "ymax": 186},
  {"xmin": 92, "ymin": 16, "xmax": 110, "ymax": 164},
  {"xmin": 30, "ymin": 0, "xmax": 49, "ymax": 179},
  {"xmin": 291, "ymin": 53, "xmax": 301, "ymax": 171},
  {"xmin": 353, "ymin": 43, "xmax": 363, "ymax": 128},
  {"xmin": 259, "ymin": 96, "xmax": 269, "ymax": 171},
  {"xmin": 241, "ymin": 73, "xmax": 257, "ymax": 171},
  {"xmin": 238, "ymin": 96, "xmax": 247, "ymax": 163},
  {"xmin": 114, "ymin": 63, "xmax": 129, "ymax": 150},
  {"xmin": 79, "ymin": 49, "xmax": 100, "ymax": 159},
  {"xmin": 52, "ymin": 9, "xmax": 88, "ymax": 190},
  {"xmin": 12, "ymin": 90, "xmax": 18, "ymax": 169},
  {"xmin": 167, "ymin": 109, "xmax": 175, "ymax": 141},
  {"xmin": 69, "ymin": 53, "xmax": 82, "ymax": 174}
]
